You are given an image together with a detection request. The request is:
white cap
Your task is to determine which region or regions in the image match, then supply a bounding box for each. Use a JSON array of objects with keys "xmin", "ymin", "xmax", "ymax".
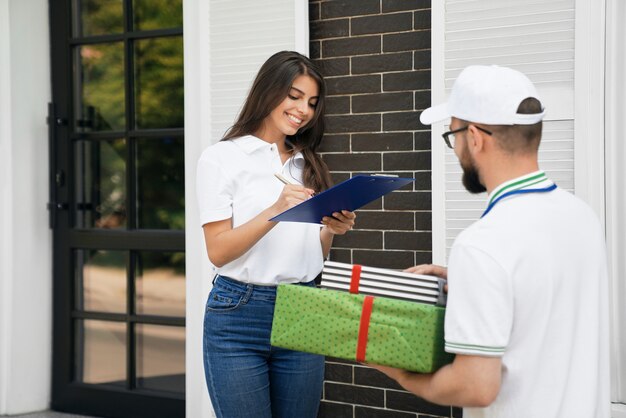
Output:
[{"xmin": 420, "ymin": 65, "xmax": 546, "ymax": 126}]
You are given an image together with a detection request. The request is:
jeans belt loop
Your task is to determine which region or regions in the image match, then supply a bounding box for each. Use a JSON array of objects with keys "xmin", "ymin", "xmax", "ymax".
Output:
[{"xmin": 242, "ymin": 284, "xmax": 254, "ymax": 303}]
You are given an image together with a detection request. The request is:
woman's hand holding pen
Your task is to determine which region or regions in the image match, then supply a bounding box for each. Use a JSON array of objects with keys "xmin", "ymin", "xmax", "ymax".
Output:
[
  {"xmin": 271, "ymin": 184, "xmax": 316, "ymax": 215},
  {"xmin": 321, "ymin": 210, "xmax": 356, "ymax": 235},
  {"xmin": 272, "ymin": 172, "xmax": 356, "ymax": 235}
]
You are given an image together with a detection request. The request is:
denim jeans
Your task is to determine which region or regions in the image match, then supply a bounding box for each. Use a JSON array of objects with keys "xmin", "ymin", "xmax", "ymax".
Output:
[{"xmin": 203, "ymin": 275, "xmax": 325, "ymax": 418}]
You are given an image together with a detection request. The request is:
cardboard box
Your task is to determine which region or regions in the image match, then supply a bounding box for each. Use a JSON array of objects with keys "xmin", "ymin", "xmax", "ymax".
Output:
[{"xmin": 270, "ymin": 284, "xmax": 454, "ymax": 373}]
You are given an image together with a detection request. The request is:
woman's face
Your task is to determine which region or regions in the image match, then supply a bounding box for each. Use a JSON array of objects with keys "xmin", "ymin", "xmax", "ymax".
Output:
[{"xmin": 261, "ymin": 74, "xmax": 319, "ymax": 141}]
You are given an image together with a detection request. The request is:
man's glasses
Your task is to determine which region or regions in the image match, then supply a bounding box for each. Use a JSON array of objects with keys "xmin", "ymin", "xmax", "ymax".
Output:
[{"xmin": 441, "ymin": 125, "xmax": 493, "ymax": 149}]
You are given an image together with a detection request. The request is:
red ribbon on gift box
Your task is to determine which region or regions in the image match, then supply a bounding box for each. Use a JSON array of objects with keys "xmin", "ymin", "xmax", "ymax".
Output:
[
  {"xmin": 349, "ymin": 264, "xmax": 362, "ymax": 294},
  {"xmin": 351, "ymin": 264, "xmax": 374, "ymax": 362},
  {"xmin": 350, "ymin": 264, "xmax": 370, "ymax": 362},
  {"xmin": 356, "ymin": 295, "xmax": 374, "ymax": 362}
]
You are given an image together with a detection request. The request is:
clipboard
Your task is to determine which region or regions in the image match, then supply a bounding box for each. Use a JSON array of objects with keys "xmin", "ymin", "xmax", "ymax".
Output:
[{"xmin": 270, "ymin": 175, "xmax": 414, "ymax": 223}]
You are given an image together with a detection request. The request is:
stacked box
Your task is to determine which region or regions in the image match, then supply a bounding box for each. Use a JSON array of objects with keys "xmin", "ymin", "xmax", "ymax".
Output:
[
  {"xmin": 321, "ymin": 260, "xmax": 446, "ymax": 305},
  {"xmin": 270, "ymin": 284, "xmax": 454, "ymax": 373}
]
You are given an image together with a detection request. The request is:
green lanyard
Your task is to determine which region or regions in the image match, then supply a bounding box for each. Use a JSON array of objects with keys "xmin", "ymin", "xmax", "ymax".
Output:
[{"xmin": 481, "ymin": 184, "xmax": 557, "ymax": 218}]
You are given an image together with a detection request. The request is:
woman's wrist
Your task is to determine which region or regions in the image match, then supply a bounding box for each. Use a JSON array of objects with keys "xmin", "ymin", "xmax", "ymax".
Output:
[{"xmin": 321, "ymin": 225, "xmax": 335, "ymax": 236}]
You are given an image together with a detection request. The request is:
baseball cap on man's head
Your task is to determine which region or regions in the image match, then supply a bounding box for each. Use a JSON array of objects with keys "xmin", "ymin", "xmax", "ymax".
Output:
[{"xmin": 420, "ymin": 65, "xmax": 546, "ymax": 126}]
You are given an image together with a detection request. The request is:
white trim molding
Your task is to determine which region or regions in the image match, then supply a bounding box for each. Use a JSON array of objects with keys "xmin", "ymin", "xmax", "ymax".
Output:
[
  {"xmin": 294, "ymin": 0, "xmax": 309, "ymax": 56},
  {"xmin": 430, "ymin": 0, "xmax": 446, "ymax": 266},
  {"xmin": 183, "ymin": 0, "xmax": 214, "ymax": 415},
  {"xmin": 0, "ymin": 0, "xmax": 14, "ymax": 412},
  {"xmin": 183, "ymin": 0, "xmax": 215, "ymax": 418},
  {"xmin": 573, "ymin": 0, "xmax": 606, "ymax": 220},
  {"xmin": 606, "ymin": 0, "xmax": 626, "ymax": 405},
  {"xmin": 613, "ymin": 403, "xmax": 626, "ymax": 418},
  {"xmin": 0, "ymin": 0, "xmax": 51, "ymax": 414}
]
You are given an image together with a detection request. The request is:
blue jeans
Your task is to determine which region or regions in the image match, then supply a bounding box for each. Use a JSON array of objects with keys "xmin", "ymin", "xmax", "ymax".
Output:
[{"xmin": 203, "ymin": 275, "xmax": 325, "ymax": 418}]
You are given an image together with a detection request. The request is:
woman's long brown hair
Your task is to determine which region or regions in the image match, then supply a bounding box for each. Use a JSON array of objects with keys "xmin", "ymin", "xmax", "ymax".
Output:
[{"xmin": 221, "ymin": 51, "xmax": 332, "ymax": 192}]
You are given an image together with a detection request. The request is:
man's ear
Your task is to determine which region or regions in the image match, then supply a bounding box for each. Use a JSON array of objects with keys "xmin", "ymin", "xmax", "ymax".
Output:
[{"xmin": 467, "ymin": 124, "xmax": 485, "ymax": 154}]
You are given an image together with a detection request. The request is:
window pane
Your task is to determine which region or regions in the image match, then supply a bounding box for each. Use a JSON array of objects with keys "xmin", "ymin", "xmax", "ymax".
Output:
[
  {"xmin": 136, "ymin": 252, "xmax": 185, "ymax": 317},
  {"xmin": 75, "ymin": 319, "xmax": 126, "ymax": 386},
  {"xmin": 76, "ymin": 250, "xmax": 127, "ymax": 313},
  {"xmin": 136, "ymin": 324, "xmax": 185, "ymax": 394},
  {"xmin": 133, "ymin": 0, "xmax": 183, "ymax": 31},
  {"xmin": 134, "ymin": 36, "xmax": 184, "ymax": 129},
  {"xmin": 75, "ymin": 139, "xmax": 127, "ymax": 229},
  {"xmin": 136, "ymin": 137, "xmax": 184, "ymax": 229},
  {"xmin": 73, "ymin": 0, "xmax": 124, "ymax": 37},
  {"xmin": 74, "ymin": 43, "xmax": 125, "ymax": 131}
]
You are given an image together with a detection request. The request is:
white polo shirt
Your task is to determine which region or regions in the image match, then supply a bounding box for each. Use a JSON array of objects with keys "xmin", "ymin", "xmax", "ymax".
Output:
[
  {"xmin": 445, "ymin": 171, "xmax": 610, "ymax": 418},
  {"xmin": 196, "ymin": 135, "xmax": 324, "ymax": 285}
]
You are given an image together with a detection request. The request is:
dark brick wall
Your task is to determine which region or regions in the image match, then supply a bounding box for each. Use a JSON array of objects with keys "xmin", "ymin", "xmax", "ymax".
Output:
[
  {"xmin": 310, "ymin": 1, "xmax": 461, "ymax": 417},
  {"xmin": 311, "ymin": 0, "xmax": 434, "ymax": 270}
]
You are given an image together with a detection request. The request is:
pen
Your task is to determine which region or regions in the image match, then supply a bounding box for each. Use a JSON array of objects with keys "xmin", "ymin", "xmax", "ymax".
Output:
[
  {"xmin": 274, "ymin": 173, "xmax": 292, "ymax": 185},
  {"xmin": 274, "ymin": 173, "xmax": 317, "ymax": 197}
]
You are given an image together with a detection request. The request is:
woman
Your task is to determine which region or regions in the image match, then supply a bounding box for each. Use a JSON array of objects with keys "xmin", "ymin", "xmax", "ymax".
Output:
[{"xmin": 196, "ymin": 51, "xmax": 356, "ymax": 418}]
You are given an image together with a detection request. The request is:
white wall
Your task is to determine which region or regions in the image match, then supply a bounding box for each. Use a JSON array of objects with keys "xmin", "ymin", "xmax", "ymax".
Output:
[
  {"xmin": 0, "ymin": 0, "xmax": 52, "ymax": 414},
  {"xmin": 183, "ymin": 0, "xmax": 213, "ymax": 416},
  {"xmin": 183, "ymin": 1, "xmax": 309, "ymax": 417},
  {"xmin": 431, "ymin": 0, "xmax": 625, "ymax": 413},
  {"xmin": 432, "ymin": 0, "xmax": 578, "ymax": 260},
  {"xmin": 606, "ymin": 0, "xmax": 626, "ymax": 410}
]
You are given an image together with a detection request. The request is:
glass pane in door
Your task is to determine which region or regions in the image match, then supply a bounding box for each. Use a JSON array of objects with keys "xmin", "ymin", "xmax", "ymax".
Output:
[
  {"xmin": 76, "ymin": 250, "xmax": 127, "ymax": 313},
  {"xmin": 135, "ymin": 251, "xmax": 185, "ymax": 317},
  {"xmin": 74, "ymin": 138, "xmax": 127, "ymax": 229},
  {"xmin": 135, "ymin": 137, "xmax": 184, "ymax": 229},
  {"xmin": 75, "ymin": 319, "xmax": 127, "ymax": 386},
  {"xmin": 73, "ymin": 0, "xmax": 124, "ymax": 37},
  {"xmin": 136, "ymin": 324, "xmax": 185, "ymax": 393},
  {"xmin": 74, "ymin": 43, "xmax": 126, "ymax": 131},
  {"xmin": 134, "ymin": 36, "xmax": 184, "ymax": 129},
  {"xmin": 133, "ymin": 0, "xmax": 183, "ymax": 30}
]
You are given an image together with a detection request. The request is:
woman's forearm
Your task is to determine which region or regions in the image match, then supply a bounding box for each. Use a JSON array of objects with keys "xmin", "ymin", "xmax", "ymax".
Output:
[
  {"xmin": 203, "ymin": 206, "xmax": 281, "ymax": 267},
  {"xmin": 204, "ymin": 184, "xmax": 315, "ymax": 267},
  {"xmin": 320, "ymin": 226, "xmax": 334, "ymax": 258}
]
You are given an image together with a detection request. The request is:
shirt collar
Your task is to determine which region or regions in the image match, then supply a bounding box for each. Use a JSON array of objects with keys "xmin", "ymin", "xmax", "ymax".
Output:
[
  {"xmin": 487, "ymin": 170, "xmax": 554, "ymax": 206},
  {"xmin": 232, "ymin": 135, "xmax": 271, "ymax": 154},
  {"xmin": 232, "ymin": 135, "xmax": 305, "ymax": 166}
]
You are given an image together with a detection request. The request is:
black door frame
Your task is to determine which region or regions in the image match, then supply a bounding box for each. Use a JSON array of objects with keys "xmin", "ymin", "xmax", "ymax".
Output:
[{"xmin": 49, "ymin": 2, "xmax": 185, "ymax": 417}]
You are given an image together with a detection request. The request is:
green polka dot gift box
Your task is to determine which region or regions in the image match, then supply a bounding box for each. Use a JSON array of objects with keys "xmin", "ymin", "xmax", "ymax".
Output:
[{"xmin": 270, "ymin": 284, "xmax": 454, "ymax": 373}]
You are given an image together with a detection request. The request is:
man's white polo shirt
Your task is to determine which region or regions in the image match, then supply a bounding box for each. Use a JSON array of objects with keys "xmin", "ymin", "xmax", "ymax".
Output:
[
  {"xmin": 196, "ymin": 135, "xmax": 324, "ymax": 285},
  {"xmin": 445, "ymin": 171, "xmax": 610, "ymax": 417}
]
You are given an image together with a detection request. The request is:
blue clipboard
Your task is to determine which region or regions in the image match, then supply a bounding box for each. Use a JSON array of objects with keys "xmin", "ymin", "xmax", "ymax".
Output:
[{"xmin": 270, "ymin": 175, "xmax": 414, "ymax": 223}]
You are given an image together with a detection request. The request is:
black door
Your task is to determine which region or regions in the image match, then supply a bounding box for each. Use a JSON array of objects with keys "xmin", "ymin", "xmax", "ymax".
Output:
[{"xmin": 49, "ymin": 1, "xmax": 185, "ymax": 417}]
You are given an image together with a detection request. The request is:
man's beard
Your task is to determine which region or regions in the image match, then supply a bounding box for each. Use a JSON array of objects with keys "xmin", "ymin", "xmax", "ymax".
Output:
[{"xmin": 460, "ymin": 148, "xmax": 486, "ymax": 194}]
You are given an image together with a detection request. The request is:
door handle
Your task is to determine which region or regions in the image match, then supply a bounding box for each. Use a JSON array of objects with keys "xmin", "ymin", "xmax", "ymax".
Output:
[{"xmin": 47, "ymin": 102, "xmax": 68, "ymax": 229}]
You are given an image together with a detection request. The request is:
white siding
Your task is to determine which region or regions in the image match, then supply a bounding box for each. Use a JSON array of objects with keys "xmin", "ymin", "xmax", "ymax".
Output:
[
  {"xmin": 439, "ymin": 0, "xmax": 575, "ymax": 256},
  {"xmin": 208, "ymin": 0, "xmax": 306, "ymax": 142},
  {"xmin": 433, "ymin": 0, "xmax": 625, "ymax": 409},
  {"xmin": 184, "ymin": 1, "xmax": 308, "ymax": 417}
]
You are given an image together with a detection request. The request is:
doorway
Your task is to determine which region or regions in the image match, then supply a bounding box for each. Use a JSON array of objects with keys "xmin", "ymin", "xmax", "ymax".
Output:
[{"xmin": 49, "ymin": 1, "xmax": 185, "ymax": 417}]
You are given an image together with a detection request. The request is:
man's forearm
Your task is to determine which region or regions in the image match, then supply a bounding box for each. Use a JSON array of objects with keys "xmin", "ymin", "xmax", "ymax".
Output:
[{"xmin": 374, "ymin": 355, "xmax": 501, "ymax": 408}]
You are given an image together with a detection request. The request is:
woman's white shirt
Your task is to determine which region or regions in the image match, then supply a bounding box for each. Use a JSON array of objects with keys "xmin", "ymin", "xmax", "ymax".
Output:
[{"xmin": 196, "ymin": 135, "xmax": 324, "ymax": 285}]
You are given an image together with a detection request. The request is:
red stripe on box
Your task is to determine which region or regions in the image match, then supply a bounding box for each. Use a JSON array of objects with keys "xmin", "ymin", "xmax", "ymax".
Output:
[
  {"xmin": 349, "ymin": 264, "xmax": 362, "ymax": 294},
  {"xmin": 356, "ymin": 295, "xmax": 374, "ymax": 362}
]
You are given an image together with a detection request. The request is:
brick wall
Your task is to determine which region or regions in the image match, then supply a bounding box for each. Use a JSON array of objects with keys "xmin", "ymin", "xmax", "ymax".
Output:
[{"xmin": 310, "ymin": 1, "xmax": 461, "ymax": 417}]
